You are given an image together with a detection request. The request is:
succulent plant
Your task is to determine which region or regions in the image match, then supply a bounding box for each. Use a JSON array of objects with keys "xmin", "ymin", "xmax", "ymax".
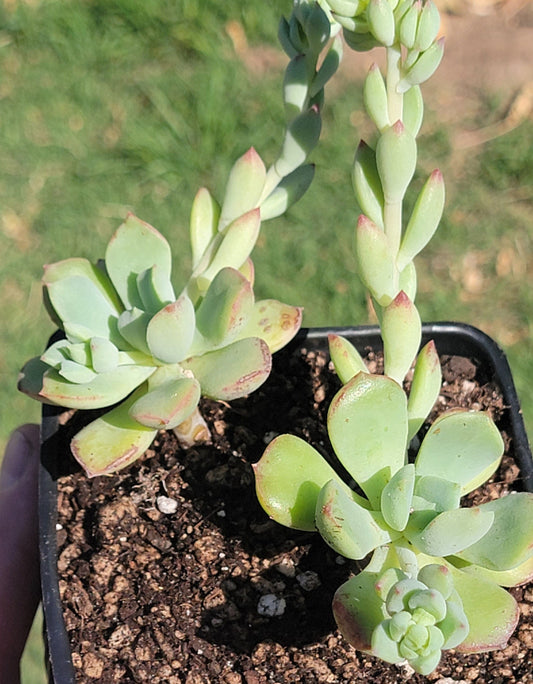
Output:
[
  {"xmin": 18, "ymin": 2, "xmax": 344, "ymax": 477},
  {"xmin": 253, "ymin": 0, "xmax": 533, "ymax": 674},
  {"xmin": 255, "ymin": 370, "xmax": 533, "ymax": 671}
]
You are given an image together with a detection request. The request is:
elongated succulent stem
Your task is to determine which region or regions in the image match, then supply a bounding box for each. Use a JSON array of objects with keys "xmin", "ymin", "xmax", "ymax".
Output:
[
  {"xmin": 173, "ymin": 407, "xmax": 211, "ymax": 448},
  {"xmin": 386, "ymin": 45, "xmax": 403, "ymax": 123}
]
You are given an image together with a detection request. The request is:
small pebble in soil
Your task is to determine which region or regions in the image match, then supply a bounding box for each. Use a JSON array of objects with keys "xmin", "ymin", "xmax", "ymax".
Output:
[
  {"xmin": 257, "ymin": 594, "xmax": 286, "ymax": 617},
  {"xmin": 156, "ymin": 495, "xmax": 178, "ymax": 514},
  {"xmin": 296, "ymin": 570, "xmax": 321, "ymax": 591}
]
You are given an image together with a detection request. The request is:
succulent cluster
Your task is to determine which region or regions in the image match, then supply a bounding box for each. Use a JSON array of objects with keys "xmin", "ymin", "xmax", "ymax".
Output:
[
  {"xmin": 254, "ymin": 0, "xmax": 533, "ymax": 675},
  {"xmin": 18, "ymin": 4, "xmax": 344, "ymax": 477}
]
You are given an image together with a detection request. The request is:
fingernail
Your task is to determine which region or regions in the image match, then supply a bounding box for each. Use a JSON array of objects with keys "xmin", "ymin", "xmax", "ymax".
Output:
[{"xmin": 0, "ymin": 429, "xmax": 33, "ymax": 492}]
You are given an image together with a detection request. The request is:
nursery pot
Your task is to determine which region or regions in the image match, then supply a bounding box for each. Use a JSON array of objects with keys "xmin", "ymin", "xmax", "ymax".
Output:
[{"xmin": 38, "ymin": 322, "xmax": 533, "ymax": 684}]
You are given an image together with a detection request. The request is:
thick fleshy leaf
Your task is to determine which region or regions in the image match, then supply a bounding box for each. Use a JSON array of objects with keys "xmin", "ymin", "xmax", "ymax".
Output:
[
  {"xmin": 195, "ymin": 268, "xmax": 254, "ymax": 347},
  {"xmin": 20, "ymin": 359, "xmax": 155, "ymax": 408},
  {"xmin": 219, "ymin": 148, "xmax": 266, "ymax": 230},
  {"xmin": 398, "ymin": 170, "xmax": 445, "ymax": 272},
  {"xmin": 129, "ymin": 372, "xmax": 201, "ymax": 429},
  {"xmin": 274, "ymin": 107, "xmax": 322, "ymax": 178},
  {"xmin": 370, "ymin": 623, "xmax": 402, "ymax": 664},
  {"xmin": 450, "ymin": 566, "xmax": 519, "ymax": 652},
  {"xmin": 407, "ymin": 340, "xmax": 442, "ymax": 440},
  {"xmin": 90, "ymin": 337, "xmax": 119, "ymax": 374},
  {"xmin": 380, "ymin": 464, "xmax": 415, "ymax": 532},
  {"xmin": 46, "ymin": 275, "xmax": 121, "ymax": 343},
  {"xmin": 328, "ymin": 334, "xmax": 367, "ymax": 384},
  {"xmin": 352, "ymin": 141, "xmax": 384, "ymax": 228},
  {"xmin": 105, "ymin": 214, "xmax": 172, "ymax": 310},
  {"xmin": 327, "ymin": 372, "xmax": 408, "ymax": 507},
  {"xmin": 333, "ymin": 570, "xmax": 386, "ymax": 652},
  {"xmin": 259, "ymin": 165, "xmax": 315, "ymax": 221},
  {"xmin": 190, "ymin": 187, "xmax": 220, "ymax": 269},
  {"xmin": 254, "ymin": 434, "xmax": 355, "ymax": 531},
  {"xmin": 407, "ymin": 507, "xmax": 494, "ymax": 557},
  {"xmin": 355, "ymin": 215, "xmax": 398, "ymax": 306},
  {"xmin": 136, "ymin": 265, "xmax": 175, "ymax": 314},
  {"xmin": 40, "ymin": 339, "xmax": 74, "ymax": 368},
  {"xmin": 455, "ymin": 493, "xmax": 533, "ymax": 571},
  {"xmin": 376, "ymin": 121, "xmax": 417, "ymax": 204},
  {"xmin": 415, "ymin": 410, "xmax": 504, "ymax": 494},
  {"xmin": 381, "ymin": 291, "xmax": 421, "ymax": 384},
  {"xmin": 181, "ymin": 337, "xmax": 271, "ymax": 401},
  {"xmin": 117, "ymin": 308, "xmax": 152, "ymax": 355},
  {"xmin": 71, "ymin": 388, "xmax": 158, "ymax": 477},
  {"xmin": 455, "ymin": 553, "xmax": 533, "ymax": 588},
  {"xmin": 43, "ymin": 257, "xmax": 123, "ymax": 314},
  {"xmin": 58, "ymin": 360, "xmax": 97, "ymax": 384},
  {"xmin": 146, "ymin": 295, "xmax": 195, "ymax": 363},
  {"xmin": 237, "ymin": 299, "xmax": 303, "ymax": 353},
  {"xmin": 414, "ymin": 475, "xmax": 461, "ymax": 513},
  {"xmin": 200, "ymin": 208, "xmax": 261, "ymax": 285},
  {"xmin": 316, "ymin": 479, "xmax": 393, "ymax": 559}
]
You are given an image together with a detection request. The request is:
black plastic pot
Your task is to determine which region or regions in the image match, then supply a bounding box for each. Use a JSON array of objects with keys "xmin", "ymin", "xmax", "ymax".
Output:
[{"xmin": 38, "ymin": 322, "xmax": 532, "ymax": 683}]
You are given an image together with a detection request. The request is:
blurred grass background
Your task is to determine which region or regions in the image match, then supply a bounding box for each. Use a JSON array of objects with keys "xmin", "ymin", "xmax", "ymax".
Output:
[{"xmin": 0, "ymin": 0, "xmax": 530, "ymax": 680}]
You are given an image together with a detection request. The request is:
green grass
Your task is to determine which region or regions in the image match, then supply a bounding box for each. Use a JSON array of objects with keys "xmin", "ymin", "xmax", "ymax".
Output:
[{"xmin": 0, "ymin": 1, "xmax": 531, "ymax": 680}]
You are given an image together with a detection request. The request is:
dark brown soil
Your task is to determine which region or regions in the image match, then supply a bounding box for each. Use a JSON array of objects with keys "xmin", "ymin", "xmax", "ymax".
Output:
[{"xmin": 52, "ymin": 339, "xmax": 533, "ymax": 683}]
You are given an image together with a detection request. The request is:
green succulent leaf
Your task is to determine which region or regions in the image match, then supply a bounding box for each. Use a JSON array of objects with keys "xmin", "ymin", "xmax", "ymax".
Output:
[
  {"xmin": 117, "ymin": 308, "xmax": 152, "ymax": 355},
  {"xmin": 274, "ymin": 106, "xmax": 322, "ymax": 178},
  {"xmin": 259, "ymin": 165, "xmax": 315, "ymax": 221},
  {"xmin": 327, "ymin": 372, "xmax": 408, "ymax": 507},
  {"xmin": 356, "ymin": 215, "xmax": 398, "ymax": 306},
  {"xmin": 333, "ymin": 570, "xmax": 386, "ymax": 652},
  {"xmin": 402, "ymin": 85, "xmax": 424, "ymax": 137},
  {"xmin": 200, "ymin": 208, "xmax": 261, "ymax": 286},
  {"xmin": 328, "ymin": 333, "xmax": 368, "ymax": 384},
  {"xmin": 407, "ymin": 340, "xmax": 442, "ymax": 440},
  {"xmin": 364, "ymin": 63, "xmax": 390, "ymax": 131},
  {"xmin": 380, "ymin": 463, "xmax": 415, "ymax": 531},
  {"xmin": 454, "ymin": 493, "xmax": 533, "ymax": 572},
  {"xmin": 128, "ymin": 372, "xmax": 201, "ymax": 430},
  {"xmin": 254, "ymin": 434, "xmax": 355, "ymax": 531},
  {"xmin": 415, "ymin": 410, "xmax": 504, "ymax": 494},
  {"xmin": 316, "ymin": 479, "xmax": 394, "ymax": 559},
  {"xmin": 70, "ymin": 386, "xmax": 158, "ymax": 477},
  {"xmin": 414, "ymin": 475, "xmax": 461, "ymax": 513},
  {"xmin": 146, "ymin": 295, "xmax": 196, "ymax": 364},
  {"xmin": 105, "ymin": 214, "xmax": 172, "ymax": 310},
  {"xmin": 181, "ymin": 337, "xmax": 271, "ymax": 401},
  {"xmin": 45, "ymin": 365, "xmax": 154, "ymax": 407},
  {"xmin": 407, "ymin": 507, "xmax": 495, "ymax": 557},
  {"xmin": 190, "ymin": 187, "xmax": 220, "ymax": 270},
  {"xmin": 195, "ymin": 268, "xmax": 254, "ymax": 348},
  {"xmin": 455, "ymin": 553, "xmax": 533, "ymax": 589},
  {"xmin": 381, "ymin": 291, "xmax": 421, "ymax": 384},
  {"xmin": 236, "ymin": 299, "xmax": 303, "ymax": 354},
  {"xmin": 219, "ymin": 148, "xmax": 266, "ymax": 230},
  {"xmin": 310, "ymin": 34, "xmax": 343, "ymax": 98},
  {"xmin": 397, "ymin": 169, "xmax": 445, "ymax": 272},
  {"xmin": 367, "ymin": 0, "xmax": 395, "ymax": 46},
  {"xmin": 376, "ymin": 121, "xmax": 417, "ymax": 204},
  {"xmin": 45, "ymin": 273, "xmax": 121, "ymax": 344},
  {"xmin": 40, "ymin": 339, "xmax": 74, "ymax": 368},
  {"xmin": 398, "ymin": 38, "xmax": 445, "ymax": 92},
  {"xmin": 449, "ymin": 565, "xmax": 519, "ymax": 653},
  {"xmin": 352, "ymin": 141, "xmax": 385, "ymax": 228},
  {"xmin": 90, "ymin": 337, "xmax": 119, "ymax": 374},
  {"xmin": 136, "ymin": 265, "xmax": 175, "ymax": 314}
]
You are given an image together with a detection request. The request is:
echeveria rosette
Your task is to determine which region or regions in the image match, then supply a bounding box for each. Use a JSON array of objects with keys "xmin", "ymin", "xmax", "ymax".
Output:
[
  {"xmin": 254, "ymin": 371, "xmax": 533, "ymax": 671},
  {"xmin": 19, "ymin": 214, "xmax": 302, "ymax": 477},
  {"xmin": 334, "ymin": 562, "xmax": 469, "ymax": 675}
]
